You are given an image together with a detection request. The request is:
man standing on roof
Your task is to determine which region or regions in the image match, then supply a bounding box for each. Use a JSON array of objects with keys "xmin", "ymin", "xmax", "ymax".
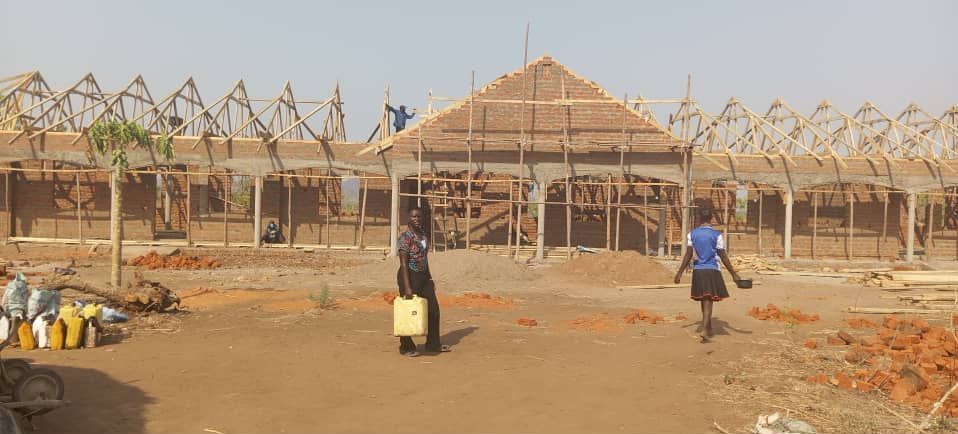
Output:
[{"xmin": 385, "ymin": 104, "xmax": 416, "ymax": 133}]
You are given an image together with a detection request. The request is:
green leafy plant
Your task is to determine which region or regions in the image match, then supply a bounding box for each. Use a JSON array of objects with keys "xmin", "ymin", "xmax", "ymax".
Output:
[
  {"xmin": 87, "ymin": 120, "xmax": 173, "ymax": 288},
  {"xmin": 308, "ymin": 283, "xmax": 335, "ymax": 310}
]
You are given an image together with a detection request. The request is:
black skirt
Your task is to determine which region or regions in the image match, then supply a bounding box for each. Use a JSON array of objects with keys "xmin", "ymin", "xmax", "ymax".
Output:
[{"xmin": 691, "ymin": 269, "xmax": 729, "ymax": 301}]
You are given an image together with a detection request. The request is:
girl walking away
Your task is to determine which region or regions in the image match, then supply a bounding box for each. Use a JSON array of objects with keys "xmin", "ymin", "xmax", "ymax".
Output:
[
  {"xmin": 396, "ymin": 207, "xmax": 450, "ymax": 357},
  {"xmin": 673, "ymin": 207, "xmax": 742, "ymax": 341}
]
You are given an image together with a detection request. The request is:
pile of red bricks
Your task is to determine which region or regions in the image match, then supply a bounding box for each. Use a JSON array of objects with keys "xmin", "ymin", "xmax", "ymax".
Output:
[
  {"xmin": 748, "ymin": 304, "xmax": 821, "ymax": 324},
  {"xmin": 624, "ymin": 309, "xmax": 665, "ymax": 325},
  {"xmin": 806, "ymin": 316, "xmax": 958, "ymax": 416},
  {"xmin": 127, "ymin": 252, "xmax": 222, "ymax": 270}
]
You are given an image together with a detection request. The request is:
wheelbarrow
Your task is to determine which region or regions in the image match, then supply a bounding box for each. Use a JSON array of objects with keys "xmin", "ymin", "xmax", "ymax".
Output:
[{"xmin": 0, "ymin": 340, "xmax": 69, "ymax": 430}]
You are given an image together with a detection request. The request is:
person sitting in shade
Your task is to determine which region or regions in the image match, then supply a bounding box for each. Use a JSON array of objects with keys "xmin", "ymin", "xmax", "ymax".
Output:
[
  {"xmin": 261, "ymin": 220, "xmax": 284, "ymax": 244},
  {"xmin": 385, "ymin": 104, "xmax": 416, "ymax": 133}
]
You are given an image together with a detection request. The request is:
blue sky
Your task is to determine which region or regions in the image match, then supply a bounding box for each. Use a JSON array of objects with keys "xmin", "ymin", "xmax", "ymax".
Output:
[{"xmin": 4, "ymin": 0, "xmax": 956, "ymax": 139}]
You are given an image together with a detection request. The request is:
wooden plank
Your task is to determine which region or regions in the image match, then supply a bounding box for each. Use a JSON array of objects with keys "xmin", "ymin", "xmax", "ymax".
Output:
[
  {"xmin": 757, "ymin": 271, "xmax": 859, "ymax": 278},
  {"xmin": 845, "ymin": 307, "xmax": 950, "ymax": 315}
]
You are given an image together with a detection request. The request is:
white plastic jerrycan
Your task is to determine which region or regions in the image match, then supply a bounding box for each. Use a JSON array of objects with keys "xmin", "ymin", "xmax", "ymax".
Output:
[{"xmin": 393, "ymin": 295, "xmax": 428, "ymax": 337}]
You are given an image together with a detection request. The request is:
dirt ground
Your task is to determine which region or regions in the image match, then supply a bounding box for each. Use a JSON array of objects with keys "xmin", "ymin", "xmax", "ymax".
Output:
[{"xmin": 0, "ymin": 244, "xmax": 953, "ymax": 434}]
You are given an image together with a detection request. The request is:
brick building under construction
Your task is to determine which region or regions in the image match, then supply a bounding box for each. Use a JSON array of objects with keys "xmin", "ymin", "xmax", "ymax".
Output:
[{"xmin": 0, "ymin": 56, "xmax": 956, "ymax": 262}]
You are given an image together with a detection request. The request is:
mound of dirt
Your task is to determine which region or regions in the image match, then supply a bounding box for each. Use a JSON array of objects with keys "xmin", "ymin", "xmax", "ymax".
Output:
[
  {"xmin": 128, "ymin": 252, "xmax": 221, "ymax": 270},
  {"xmin": 556, "ymin": 251, "xmax": 672, "ymax": 287},
  {"xmin": 353, "ymin": 250, "xmax": 536, "ymax": 288}
]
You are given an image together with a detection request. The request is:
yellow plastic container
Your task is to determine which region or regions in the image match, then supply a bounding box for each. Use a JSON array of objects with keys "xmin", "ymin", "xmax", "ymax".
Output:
[
  {"xmin": 81, "ymin": 304, "xmax": 103, "ymax": 325},
  {"xmin": 393, "ymin": 295, "xmax": 428, "ymax": 337},
  {"xmin": 64, "ymin": 317, "xmax": 85, "ymax": 350},
  {"xmin": 58, "ymin": 305, "xmax": 80, "ymax": 321},
  {"xmin": 17, "ymin": 321, "xmax": 35, "ymax": 350},
  {"xmin": 50, "ymin": 319, "xmax": 66, "ymax": 350}
]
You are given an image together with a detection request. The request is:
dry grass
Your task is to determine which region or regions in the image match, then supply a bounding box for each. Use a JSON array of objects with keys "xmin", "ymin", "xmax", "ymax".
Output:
[{"xmin": 709, "ymin": 337, "xmax": 955, "ymax": 434}]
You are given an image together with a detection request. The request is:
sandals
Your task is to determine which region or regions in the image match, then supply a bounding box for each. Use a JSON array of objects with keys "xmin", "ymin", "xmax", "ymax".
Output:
[
  {"xmin": 403, "ymin": 351, "xmax": 420, "ymax": 357},
  {"xmin": 427, "ymin": 345, "xmax": 451, "ymax": 353}
]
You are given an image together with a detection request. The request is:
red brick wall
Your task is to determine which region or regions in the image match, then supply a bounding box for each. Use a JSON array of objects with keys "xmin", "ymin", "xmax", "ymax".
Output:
[{"xmin": 9, "ymin": 161, "xmax": 155, "ymax": 240}]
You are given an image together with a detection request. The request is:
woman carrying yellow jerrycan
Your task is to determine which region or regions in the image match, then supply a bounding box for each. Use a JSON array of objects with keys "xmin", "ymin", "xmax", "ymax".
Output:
[{"xmin": 394, "ymin": 206, "xmax": 450, "ymax": 357}]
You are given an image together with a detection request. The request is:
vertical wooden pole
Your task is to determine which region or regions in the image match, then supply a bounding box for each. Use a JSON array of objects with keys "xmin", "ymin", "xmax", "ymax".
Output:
[
  {"xmin": 514, "ymin": 23, "xmax": 529, "ymax": 260},
  {"xmin": 643, "ymin": 186, "xmax": 649, "ymax": 255},
  {"xmin": 186, "ymin": 172, "xmax": 192, "ymax": 247},
  {"xmin": 906, "ymin": 192, "xmax": 916, "ymax": 262},
  {"xmin": 389, "ymin": 173, "xmax": 400, "ymax": 257},
  {"xmin": 757, "ymin": 188, "xmax": 764, "ymax": 255},
  {"xmin": 287, "ymin": 173, "xmax": 293, "ymax": 248},
  {"xmin": 507, "ymin": 180, "xmax": 514, "ymax": 253},
  {"xmin": 927, "ymin": 196, "xmax": 934, "ymax": 260},
  {"xmin": 325, "ymin": 170, "xmax": 332, "ymax": 249},
  {"xmin": 466, "ymin": 71, "xmax": 475, "ymax": 250},
  {"xmin": 223, "ymin": 173, "xmax": 229, "ymax": 247},
  {"xmin": 784, "ymin": 188, "xmax": 794, "ymax": 259},
  {"xmin": 723, "ymin": 187, "xmax": 730, "ymax": 254},
  {"xmin": 4, "ymin": 171, "xmax": 9, "ymax": 242},
  {"xmin": 253, "ymin": 175, "xmax": 263, "ymax": 248},
  {"xmin": 680, "ymin": 76, "xmax": 693, "ymax": 258},
  {"xmin": 812, "ymin": 192, "xmax": 818, "ymax": 260},
  {"xmin": 880, "ymin": 192, "xmax": 888, "ymax": 260},
  {"xmin": 76, "ymin": 173, "xmax": 83, "ymax": 245},
  {"xmin": 358, "ymin": 176, "xmax": 368, "ymax": 250},
  {"xmin": 561, "ymin": 71, "xmax": 572, "ymax": 260},
  {"xmin": 848, "ymin": 191, "xmax": 854, "ymax": 260},
  {"xmin": 606, "ymin": 175, "xmax": 612, "ymax": 250},
  {"xmin": 536, "ymin": 181, "xmax": 545, "ymax": 260},
  {"xmin": 615, "ymin": 178, "xmax": 623, "ymax": 251}
]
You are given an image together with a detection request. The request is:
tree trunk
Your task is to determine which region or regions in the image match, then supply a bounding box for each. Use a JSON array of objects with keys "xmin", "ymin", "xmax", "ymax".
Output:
[{"xmin": 110, "ymin": 165, "xmax": 123, "ymax": 289}]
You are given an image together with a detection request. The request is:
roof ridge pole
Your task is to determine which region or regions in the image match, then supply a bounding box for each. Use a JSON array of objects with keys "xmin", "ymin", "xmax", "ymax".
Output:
[
  {"xmin": 680, "ymin": 74, "xmax": 693, "ymax": 258},
  {"xmin": 514, "ymin": 22, "xmax": 529, "ymax": 260}
]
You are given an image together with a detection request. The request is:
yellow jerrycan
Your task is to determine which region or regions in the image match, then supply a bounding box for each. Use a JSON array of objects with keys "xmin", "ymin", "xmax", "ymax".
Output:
[
  {"xmin": 81, "ymin": 304, "xmax": 103, "ymax": 324},
  {"xmin": 17, "ymin": 321, "xmax": 35, "ymax": 350},
  {"xmin": 58, "ymin": 305, "xmax": 80, "ymax": 321},
  {"xmin": 393, "ymin": 295, "xmax": 428, "ymax": 337},
  {"xmin": 64, "ymin": 316, "xmax": 85, "ymax": 350},
  {"xmin": 50, "ymin": 319, "xmax": 66, "ymax": 350}
]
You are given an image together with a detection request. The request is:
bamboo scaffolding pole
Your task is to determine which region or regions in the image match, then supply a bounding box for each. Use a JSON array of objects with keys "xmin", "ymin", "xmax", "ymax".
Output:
[
  {"xmin": 615, "ymin": 177, "xmax": 623, "ymax": 251},
  {"xmin": 223, "ymin": 174, "xmax": 229, "ymax": 247},
  {"xmin": 358, "ymin": 176, "xmax": 368, "ymax": 250},
  {"xmin": 723, "ymin": 188, "xmax": 730, "ymax": 254},
  {"xmin": 75, "ymin": 173, "xmax": 82, "ymax": 245}
]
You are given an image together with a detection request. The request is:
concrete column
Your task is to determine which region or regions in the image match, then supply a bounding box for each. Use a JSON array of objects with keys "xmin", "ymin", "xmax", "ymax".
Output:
[
  {"xmin": 253, "ymin": 176, "xmax": 263, "ymax": 247},
  {"xmin": 783, "ymin": 189, "xmax": 794, "ymax": 259},
  {"xmin": 536, "ymin": 181, "xmax": 546, "ymax": 261},
  {"xmin": 389, "ymin": 173, "xmax": 400, "ymax": 257},
  {"xmin": 657, "ymin": 208, "xmax": 666, "ymax": 256},
  {"xmin": 906, "ymin": 192, "xmax": 916, "ymax": 262}
]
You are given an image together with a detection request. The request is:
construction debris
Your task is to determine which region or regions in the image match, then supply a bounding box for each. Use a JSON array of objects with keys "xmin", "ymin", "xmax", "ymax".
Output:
[
  {"xmin": 849, "ymin": 269, "xmax": 958, "ymax": 287},
  {"xmin": 748, "ymin": 304, "xmax": 820, "ymax": 324},
  {"xmin": 730, "ymin": 255, "xmax": 782, "ymax": 272},
  {"xmin": 806, "ymin": 316, "xmax": 958, "ymax": 417},
  {"xmin": 37, "ymin": 272, "xmax": 180, "ymax": 313},
  {"xmin": 127, "ymin": 252, "xmax": 222, "ymax": 270}
]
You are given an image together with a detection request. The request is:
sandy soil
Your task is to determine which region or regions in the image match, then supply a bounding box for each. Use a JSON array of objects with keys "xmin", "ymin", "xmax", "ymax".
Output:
[{"xmin": 0, "ymin": 244, "xmax": 949, "ymax": 434}]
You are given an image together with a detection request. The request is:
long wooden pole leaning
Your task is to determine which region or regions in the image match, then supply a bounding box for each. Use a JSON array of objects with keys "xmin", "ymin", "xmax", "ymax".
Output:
[{"xmin": 514, "ymin": 23, "xmax": 529, "ymax": 260}]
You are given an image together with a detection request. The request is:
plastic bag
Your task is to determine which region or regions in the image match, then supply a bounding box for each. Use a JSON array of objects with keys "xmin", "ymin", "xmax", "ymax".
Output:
[
  {"xmin": 32, "ymin": 316, "xmax": 49, "ymax": 349},
  {"xmin": 3, "ymin": 273, "xmax": 28, "ymax": 318},
  {"xmin": 754, "ymin": 413, "xmax": 817, "ymax": 434},
  {"xmin": 102, "ymin": 307, "xmax": 129, "ymax": 323},
  {"xmin": 27, "ymin": 289, "xmax": 60, "ymax": 321}
]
